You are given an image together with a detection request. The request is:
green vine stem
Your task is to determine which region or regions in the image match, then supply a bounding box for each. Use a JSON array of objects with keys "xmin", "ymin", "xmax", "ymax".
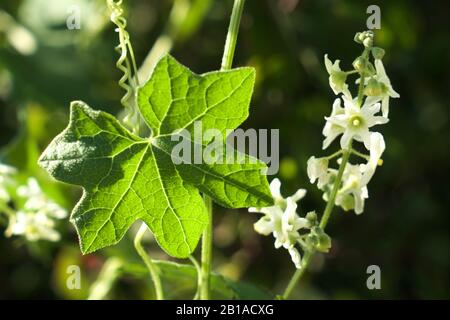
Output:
[
  {"xmin": 320, "ymin": 147, "xmax": 352, "ymax": 229},
  {"xmin": 134, "ymin": 222, "xmax": 164, "ymax": 300},
  {"xmin": 198, "ymin": 0, "xmax": 246, "ymax": 300},
  {"xmin": 189, "ymin": 255, "xmax": 202, "ymax": 299},
  {"xmin": 220, "ymin": 0, "xmax": 246, "ymax": 71},
  {"xmin": 199, "ymin": 195, "xmax": 213, "ymax": 300},
  {"xmin": 88, "ymin": 257, "xmax": 123, "ymax": 300}
]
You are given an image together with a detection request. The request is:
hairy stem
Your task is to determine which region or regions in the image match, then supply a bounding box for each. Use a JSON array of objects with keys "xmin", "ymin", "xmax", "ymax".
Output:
[
  {"xmin": 199, "ymin": 0, "xmax": 246, "ymax": 300},
  {"xmin": 134, "ymin": 222, "xmax": 164, "ymax": 300}
]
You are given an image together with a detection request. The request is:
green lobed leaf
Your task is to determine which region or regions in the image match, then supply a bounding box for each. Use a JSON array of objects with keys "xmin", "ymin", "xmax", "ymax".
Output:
[
  {"xmin": 154, "ymin": 135, "xmax": 273, "ymax": 208},
  {"xmin": 137, "ymin": 55, "xmax": 255, "ymax": 138},
  {"xmin": 39, "ymin": 102, "xmax": 207, "ymax": 258},
  {"xmin": 39, "ymin": 54, "xmax": 273, "ymax": 257}
]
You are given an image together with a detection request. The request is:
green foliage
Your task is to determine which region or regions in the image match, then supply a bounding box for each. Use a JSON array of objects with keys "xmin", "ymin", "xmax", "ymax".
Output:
[
  {"xmin": 38, "ymin": 55, "xmax": 273, "ymax": 258},
  {"xmin": 143, "ymin": 260, "xmax": 273, "ymax": 300},
  {"xmin": 137, "ymin": 55, "xmax": 255, "ymax": 138}
]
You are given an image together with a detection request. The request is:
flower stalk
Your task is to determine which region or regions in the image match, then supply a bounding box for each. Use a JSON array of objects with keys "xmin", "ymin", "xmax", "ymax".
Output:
[{"xmin": 278, "ymin": 30, "xmax": 398, "ymax": 299}]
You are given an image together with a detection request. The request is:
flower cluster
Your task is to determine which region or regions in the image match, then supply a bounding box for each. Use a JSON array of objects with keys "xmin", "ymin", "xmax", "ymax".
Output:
[
  {"xmin": 308, "ymin": 31, "xmax": 398, "ymax": 214},
  {"xmin": 6, "ymin": 178, "xmax": 67, "ymax": 241},
  {"xmin": 250, "ymin": 179, "xmax": 330, "ymax": 269},
  {"xmin": 0, "ymin": 163, "xmax": 16, "ymax": 205},
  {"xmin": 250, "ymin": 31, "xmax": 397, "ymax": 271},
  {"xmin": 0, "ymin": 164, "xmax": 68, "ymax": 242}
]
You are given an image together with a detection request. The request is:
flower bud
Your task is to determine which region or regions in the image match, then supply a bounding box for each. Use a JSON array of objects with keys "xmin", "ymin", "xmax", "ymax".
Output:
[
  {"xmin": 354, "ymin": 31, "xmax": 374, "ymax": 47},
  {"xmin": 330, "ymin": 71, "xmax": 347, "ymax": 91},
  {"xmin": 354, "ymin": 32, "xmax": 363, "ymax": 44},
  {"xmin": 363, "ymin": 37, "xmax": 373, "ymax": 48},
  {"xmin": 306, "ymin": 227, "xmax": 332, "ymax": 253},
  {"xmin": 363, "ymin": 78, "xmax": 383, "ymax": 96},
  {"xmin": 352, "ymin": 57, "xmax": 366, "ymax": 72},
  {"xmin": 305, "ymin": 211, "xmax": 318, "ymax": 226},
  {"xmin": 337, "ymin": 192, "xmax": 354, "ymax": 211},
  {"xmin": 366, "ymin": 61, "xmax": 376, "ymax": 76},
  {"xmin": 371, "ymin": 47, "xmax": 385, "ymax": 60}
]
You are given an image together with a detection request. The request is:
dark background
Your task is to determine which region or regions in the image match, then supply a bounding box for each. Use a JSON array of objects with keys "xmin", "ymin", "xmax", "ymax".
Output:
[{"xmin": 0, "ymin": 0, "xmax": 449, "ymax": 299}]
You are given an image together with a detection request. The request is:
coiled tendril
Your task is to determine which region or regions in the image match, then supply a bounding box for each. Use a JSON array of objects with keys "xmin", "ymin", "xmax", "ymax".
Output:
[{"xmin": 107, "ymin": 0, "xmax": 140, "ymax": 133}]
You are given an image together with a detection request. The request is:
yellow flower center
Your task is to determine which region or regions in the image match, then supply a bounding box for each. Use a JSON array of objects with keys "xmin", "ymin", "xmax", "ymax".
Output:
[{"xmin": 349, "ymin": 115, "xmax": 364, "ymax": 128}]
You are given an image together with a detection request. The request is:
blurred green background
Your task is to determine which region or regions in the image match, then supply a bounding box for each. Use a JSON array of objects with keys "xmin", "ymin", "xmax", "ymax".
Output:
[{"xmin": 1, "ymin": 0, "xmax": 449, "ymax": 299}]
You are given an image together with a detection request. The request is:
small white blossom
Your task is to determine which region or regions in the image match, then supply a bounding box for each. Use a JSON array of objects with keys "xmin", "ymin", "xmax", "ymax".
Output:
[
  {"xmin": 275, "ymin": 197, "xmax": 309, "ymax": 249},
  {"xmin": 322, "ymin": 98, "xmax": 345, "ymax": 149},
  {"xmin": 374, "ymin": 59, "xmax": 400, "ymax": 117},
  {"xmin": 250, "ymin": 178, "xmax": 309, "ymax": 268},
  {"xmin": 17, "ymin": 178, "xmax": 67, "ymax": 219},
  {"xmin": 336, "ymin": 162, "xmax": 369, "ymax": 214},
  {"xmin": 324, "ymin": 95, "xmax": 388, "ymax": 150},
  {"xmin": 252, "ymin": 205, "xmax": 282, "ymax": 237},
  {"xmin": 361, "ymin": 132, "xmax": 385, "ymax": 185},
  {"xmin": 288, "ymin": 247, "xmax": 302, "ymax": 269},
  {"xmin": 7, "ymin": 210, "xmax": 61, "ymax": 241},
  {"xmin": 0, "ymin": 163, "xmax": 17, "ymax": 203},
  {"xmin": 307, "ymin": 156, "xmax": 329, "ymax": 188},
  {"xmin": 6, "ymin": 178, "xmax": 67, "ymax": 242},
  {"xmin": 324, "ymin": 54, "xmax": 351, "ymax": 98}
]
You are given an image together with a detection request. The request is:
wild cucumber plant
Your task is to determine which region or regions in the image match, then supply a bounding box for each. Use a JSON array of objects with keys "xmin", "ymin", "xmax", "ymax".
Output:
[{"xmin": 34, "ymin": 0, "xmax": 398, "ymax": 300}]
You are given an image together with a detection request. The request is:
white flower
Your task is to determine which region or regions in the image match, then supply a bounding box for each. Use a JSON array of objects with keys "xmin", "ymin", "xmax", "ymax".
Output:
[
  {"xmin": 275, "ymin": 197, "xmax": 309, "ymax": 249},
  {"xmin": 0, "ymin": 163, "xmax": 16, "ymax": 175},
  {"xmin": 252, "ymin": 205, "xmax": 283, "ymax": 237},
  {"xmin": 6, "ymin": 178, "xmax": 67, "ymax": 242},
  {"xmin": 361, "ymin": 132, "xmax": 386, "ymax": 185},
  {"xmin": 7, "ymin": 210, "xmax": 61, "ymax": 242},
  {"xmin": 322, "ymin": 98, "xmax": 345, "ymax": 149},
  {"xmin": 288, "ymin": 247, "xmax": 302, "ymax": 269},
  {"xmin": 0, "ymin": 163, "xmax": 17, "ymax": 203},
  {"xmin": 17, "ymin": 177, "xmax": 41, "ymax": 198},
  {"xmin": 324, "ymin": 95, "xmax": 388, "ymax": 150},
  {"xmin": 250, "ymin": 179, "xmax": 310, "ymax": 268},
  {"xmin": 17, "ymin": 178, "xmax": 67, "ymax": 219},
  {"xmin": 251, "ymin": 179, "xmax": 307, "ymax": 244},
  {"xmin": 265, "ymin": 178, "xmax": 307, "ymax": 208},
  {"xmin": 374, "ymin": 59, "xmax": 400, "ymax": 117},
  {"xmin": 324, "ymin": 54, "xmax": 351, "ymax": 98},
  {"xmin": 307, "ymin": 156, "xmax": 329, "ymax": 188},
  {"xmin": 336, "ymin": 163, "xmax": 369, "ymax": 214}
]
